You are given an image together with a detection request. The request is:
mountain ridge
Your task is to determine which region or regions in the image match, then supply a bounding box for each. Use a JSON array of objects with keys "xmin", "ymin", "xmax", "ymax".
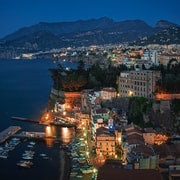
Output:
[{"xmin": 0, "ymin": 17, "xmax": 179, "ymax": 53}]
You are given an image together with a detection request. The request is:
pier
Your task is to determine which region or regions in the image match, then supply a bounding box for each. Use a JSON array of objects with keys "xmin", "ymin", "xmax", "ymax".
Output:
[
  {"xmin": 50, "ymin": 121, "xmax": 76, "ymax": 128},
  {"xmin": 11, "ymin": 116, "xmax": 39, "ymax": 123},
  {"xmin": 0, "ymin": 126, "xmax": 21, "ymax": 143},
  {"xmin": 13, "ymin": 131, "xmax": 56, "ymax": 140}
]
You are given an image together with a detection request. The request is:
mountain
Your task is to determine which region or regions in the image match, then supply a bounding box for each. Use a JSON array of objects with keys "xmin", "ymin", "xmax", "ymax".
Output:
[
  {"xmin": 0, "ymin": 17, "xmax": 179, "ymax": 55},
  {"xmin": 155, "ymin": 20, "xmax": 178, "ymax": 29},
  {"xmin": 135, "ymin": 26, "xmax": 180, "ymax": 45},
  {"xmin": 2, "ymin": 17, "xmax": 114, "ymax": 41}
]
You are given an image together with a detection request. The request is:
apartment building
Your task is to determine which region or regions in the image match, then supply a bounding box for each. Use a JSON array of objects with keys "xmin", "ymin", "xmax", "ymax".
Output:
[
  {"xmin": 118, "ymin": 70, "xmax": 161, "ymax": 98},
  {"xmin": 96, "ymin": 127, "xmax": 116, "ymax": 157}
]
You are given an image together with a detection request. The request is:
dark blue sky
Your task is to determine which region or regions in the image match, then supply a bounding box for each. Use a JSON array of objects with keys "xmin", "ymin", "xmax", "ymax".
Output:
[{"xmin": 0, "ymin": 0, "xmax": 179, "ymax": 38}]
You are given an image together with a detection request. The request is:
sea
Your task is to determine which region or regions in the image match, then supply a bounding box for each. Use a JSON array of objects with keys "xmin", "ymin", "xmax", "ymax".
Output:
[{"xmin": 0, "ymin": 59, "xmax": 76, "ymax": 180}]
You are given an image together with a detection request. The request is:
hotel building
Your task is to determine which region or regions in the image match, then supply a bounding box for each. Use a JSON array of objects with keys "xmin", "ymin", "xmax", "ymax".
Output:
[{"xmin": 118, "ymin": 70, "xmax": 161, "ymax": 98}]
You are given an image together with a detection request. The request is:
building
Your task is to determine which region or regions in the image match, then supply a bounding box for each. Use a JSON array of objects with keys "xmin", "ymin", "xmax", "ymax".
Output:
[
  {"xmin": 118, "ymin": 70, "xmax": 161, "ymax": 98},
  {"xmin": 97, "ymin": 165, "xmax": 162, "ymax": 180},
  {"xmin": 96, "ymin": 127, "xmax": 116, "ymax": 157},
  {"xmin": 81, "ymin": 89, "xmax": 100, "ymax": 113},
  {"xmin": 158, "ymin": 53, "xmax": 180, "ymax": 66},
  {"xmin": 143, "ymin": 128, "xmax": 157, "ymax": 145},
  {"xmin": 100, "ymin": 87, "xmax": 117, "ymax": 100},
  {"xmin": 91, "ymin": 108, "xmax": 110, "ymax": 121},
  {"xmin": 142, "ymin": 50, "xmax": 159, "ymax": 65}
]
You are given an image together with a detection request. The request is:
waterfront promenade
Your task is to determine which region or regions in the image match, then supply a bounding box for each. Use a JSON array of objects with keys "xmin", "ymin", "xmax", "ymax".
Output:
[{"xmin": 0, "ymin": 126, "xmax": 21, "ymax": 143}]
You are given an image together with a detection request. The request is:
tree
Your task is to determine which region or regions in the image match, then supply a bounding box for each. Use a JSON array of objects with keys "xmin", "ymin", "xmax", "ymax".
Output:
[
  {"xmin": 77, "ymin": 60, "xmax": 85, "ymax": 73},
  {"xmin": 61, "ymin": 73, "xmax": 87, "ymax": 91}
]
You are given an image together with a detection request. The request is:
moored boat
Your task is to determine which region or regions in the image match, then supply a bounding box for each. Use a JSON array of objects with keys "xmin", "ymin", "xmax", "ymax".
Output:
[
  {"xmin": 17, "ymin": 160, "xmax": 33, "ymax": 168},
  {"xmin": 80, "ymin": 166, "xmax": 94, "ymax": 174}
]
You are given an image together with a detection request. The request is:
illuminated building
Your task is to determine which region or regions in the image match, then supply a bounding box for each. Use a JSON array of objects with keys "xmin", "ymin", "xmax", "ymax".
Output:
[
  {"xmin": 118, "ymin": 70, "xmax": 161, "ymax": 98},
  {"xmin": 100, "ymin": 87, "xmax": 117, "ymax": 100},
  {"xmin": 96, "ymin": 127, "xmax": 116, "ymax": 157}
]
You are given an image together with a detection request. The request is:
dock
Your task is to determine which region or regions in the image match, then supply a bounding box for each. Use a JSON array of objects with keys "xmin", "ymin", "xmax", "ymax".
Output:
[
  {"xmin": 50, "ymin": 122, "xmax": 76, "ymax": 128},
  {"xmin": 13, "ymin": 131, "xmax": 56, "ymax": 140},
  {"xmin": 11, "ymin": 116, "xmax": 39, "ymax": 123},
  {"xmin": 0, "ymin": 126, "xmax": 21, "ymax": 143}
]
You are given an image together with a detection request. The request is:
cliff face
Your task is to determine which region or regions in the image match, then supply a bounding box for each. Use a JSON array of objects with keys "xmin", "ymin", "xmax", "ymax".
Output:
[{"xmin": 148, "ymin": 100, "xmax": 176, "ymax": 131}]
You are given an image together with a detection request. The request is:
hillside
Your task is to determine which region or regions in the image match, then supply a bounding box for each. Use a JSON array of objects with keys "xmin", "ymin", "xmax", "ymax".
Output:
[
  {"xmin": 0, "ymin": 17, "xmax": 179, "ymax": 58},
  {"xmin": 136, "ymin": 26, "xmax": 180, "ymax": 45}
]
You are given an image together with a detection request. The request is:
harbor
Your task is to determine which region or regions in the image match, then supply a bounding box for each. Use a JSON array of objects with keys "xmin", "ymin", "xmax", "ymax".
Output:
[
  {"xmin": 0, "ymin": 126, "xmax": 21, "ymax": 144},
  {"xmin": 0, "ymin": 59, "xmax": 64, "ymax": 180}
]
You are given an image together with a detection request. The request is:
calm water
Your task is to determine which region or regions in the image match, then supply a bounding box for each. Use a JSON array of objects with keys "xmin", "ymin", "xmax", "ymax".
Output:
[{"xmin": 0, "ymin": 59, "xmax": 75, "ymax": 180}]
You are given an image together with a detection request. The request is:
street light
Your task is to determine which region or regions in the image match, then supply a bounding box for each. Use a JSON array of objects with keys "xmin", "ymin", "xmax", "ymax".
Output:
[
  {"xmin": 93, "ymin": 168, "xmax": 97, "ymax": 174},
  {"xmin": 86, "ymin": 151, "xmax": 89, "ymax": 157},
  {"xmin": 63, "ymin": 111, "xmax": 66, "ymax": 116}
]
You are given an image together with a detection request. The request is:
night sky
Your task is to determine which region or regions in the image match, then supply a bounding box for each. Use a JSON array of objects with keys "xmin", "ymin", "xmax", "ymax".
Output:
[{"xmin": 0, "ymin": 0, "xmax": 179, "ymax": 38}]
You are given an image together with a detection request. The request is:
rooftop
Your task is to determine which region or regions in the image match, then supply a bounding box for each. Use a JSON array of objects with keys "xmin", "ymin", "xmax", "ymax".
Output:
[{"xmin": 97, "ymin": 166, "xmax": 162, "ymax": 180}]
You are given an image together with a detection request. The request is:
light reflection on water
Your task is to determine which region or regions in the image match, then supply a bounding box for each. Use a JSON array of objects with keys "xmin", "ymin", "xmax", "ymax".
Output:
[{"xmin": 45, "ymin": 125, "xmax": 75, "ymax": 146}]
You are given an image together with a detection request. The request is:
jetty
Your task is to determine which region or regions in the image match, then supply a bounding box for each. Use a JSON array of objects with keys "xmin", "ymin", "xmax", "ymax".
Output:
[
  {"xmin": 11, "ymin": 116, "xmax": 39, "ymax": 123},
  {"xmin": 0, "ymin": 126, "xmax": 21, "ymax": 143},
  {"xmin": 13, "ymin": 131, "xmax": 56, "ymax": 140},
  {"xmin": 50, "ymin": 121, "xmax": 76, "ymax": 128}
]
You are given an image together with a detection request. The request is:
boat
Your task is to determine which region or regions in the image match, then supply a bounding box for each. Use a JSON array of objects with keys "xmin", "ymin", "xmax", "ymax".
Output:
[
  {"xmin": 0, "ymin": 151, "xmax": 8, "ymax": 159},
  {"xmin": 80, "ymin": 166, "xmax": 94, "ymax": 174},
  {"xmin": 43, "ymin": 156, "xmax": 52, "ymax": 160},
  {"xmin": 22, "ymin": 156, "xmax": 33, "ymax": 160},
  {"xmin": 78, "ymin": 157, "xmax": 86, "ymax": 164},
  {"xmin": 22, "ymin": 150, "xmax": 35, "ymax": 160},
  {"xmin": 76, "ymin": 175, "xmax": 83, "ymax": 178},
  {"xmin": 17, "ymin": 161, "xmax": 31, "ymax": 168},
  {"xmin": 17, "ymin": 159, "xmax": 33, "ymax": 168},
  {"xmin": 40, "ymin": 153, "xmax": 47, "ymax": 157},
  {"xmin": 11, "ymin": 137, "xmax": 20, "ymax": 141},
  {"xmin": 29, "ymin": 142, "xmax": 35, "ymax": 145},
  {"xmin": 70, "ymin": 170, "xmax": 78, "ymax": 177},
  {"xmin": 27, "ymin": 145, "xmax": 34, "ymax": 148}
]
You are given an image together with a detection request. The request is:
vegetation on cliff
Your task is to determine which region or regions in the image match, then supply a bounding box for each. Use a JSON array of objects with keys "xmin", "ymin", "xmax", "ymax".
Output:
[{"xmin": 49, "ymin": 60, "xmax": 127, "ymax": 92}]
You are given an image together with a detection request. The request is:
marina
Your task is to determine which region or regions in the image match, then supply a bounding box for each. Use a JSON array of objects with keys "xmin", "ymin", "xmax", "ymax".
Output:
[
  {"xmin": 0, "ymin": 126, "xmax": 21, "ymax": 144},
  {"xmin": 0, "ymin": 59, "xmax": 62, "ymax": 180},
  {"xmin": 0, "ymin": 137, "xmax": 21, "ymax": 159}
]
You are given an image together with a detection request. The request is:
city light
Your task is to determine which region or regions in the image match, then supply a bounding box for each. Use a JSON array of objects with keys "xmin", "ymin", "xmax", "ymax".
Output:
[
  {"xmin": 128, "ymin": 90, "xmax": 134, "ymax": 96},
  {"xmin": 45, "ymin": 113, "xmax": 49, "ymax": 120},
  {"xmin": 63, "ymin": 111, "xmax": 66, "ymax": 116}
]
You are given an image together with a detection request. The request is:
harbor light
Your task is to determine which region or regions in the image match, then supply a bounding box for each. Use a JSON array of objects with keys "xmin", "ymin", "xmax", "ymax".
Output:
[{"xmin": 45, "ymin": 113, "xmax": 49, "ymax": 120}]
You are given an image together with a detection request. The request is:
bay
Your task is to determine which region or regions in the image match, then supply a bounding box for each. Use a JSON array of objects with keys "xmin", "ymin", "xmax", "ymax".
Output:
[{"xmin": 0, "ymin": 59, "xmax": 75, "ymax": 180}]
